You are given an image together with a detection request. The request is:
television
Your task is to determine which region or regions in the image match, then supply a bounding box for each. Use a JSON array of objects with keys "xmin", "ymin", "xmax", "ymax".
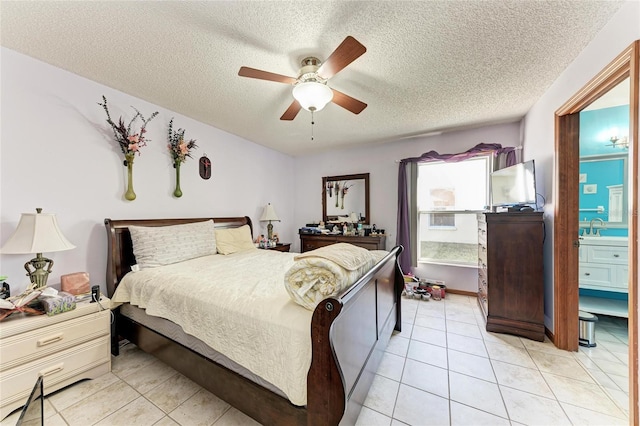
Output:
[
  {"xmin": 490, "ymin": 160, "xmax": 537, "ymax": 208},
  {"xmin": 16, "ymin": 376, "xmax": 43, "ymax": 426}
]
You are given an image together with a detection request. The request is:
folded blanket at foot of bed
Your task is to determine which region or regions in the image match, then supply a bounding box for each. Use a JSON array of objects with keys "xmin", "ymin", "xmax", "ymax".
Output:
[{"xmin": 284, "ymin": 243, "xmax": 386, "ymax": 310}]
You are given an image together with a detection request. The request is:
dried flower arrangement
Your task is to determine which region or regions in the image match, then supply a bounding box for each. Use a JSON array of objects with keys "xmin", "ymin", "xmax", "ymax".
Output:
[
  {"xmin": 98, "ymin": 95, "xmax": 159, "ymax": 159},
  {"xmin": 167, "ymin": 118, "xmax": 198, "ymax": 163}
]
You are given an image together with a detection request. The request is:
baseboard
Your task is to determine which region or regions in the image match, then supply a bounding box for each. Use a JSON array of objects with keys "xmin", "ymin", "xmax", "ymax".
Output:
[
  {"xmin": 447, "ymin": 289, "xmax": 477, "ymax": 297},
  {"xmin": 545, "ymin": 326, "xmax": 555, "ymax": 344}
]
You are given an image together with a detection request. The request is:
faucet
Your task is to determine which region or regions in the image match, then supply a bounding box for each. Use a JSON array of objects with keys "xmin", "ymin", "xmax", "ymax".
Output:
[{"xmin": 588, "ymin": 218, "xmax": 606, "ymax": 236}]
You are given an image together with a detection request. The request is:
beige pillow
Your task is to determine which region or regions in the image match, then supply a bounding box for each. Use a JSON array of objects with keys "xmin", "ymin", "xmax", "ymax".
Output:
[
  {"xmin": 129, "ymin": 220, "xmax": 217, "ymax": 269},
  {"xmin": 215, "ymin": 225, "xmax": 256, "ymax": 255}
]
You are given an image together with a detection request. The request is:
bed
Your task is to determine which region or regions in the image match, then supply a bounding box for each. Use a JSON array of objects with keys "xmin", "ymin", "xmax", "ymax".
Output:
[{"xmin": 105, "ymin": 216, "xmax": 403, "ymax": 425}]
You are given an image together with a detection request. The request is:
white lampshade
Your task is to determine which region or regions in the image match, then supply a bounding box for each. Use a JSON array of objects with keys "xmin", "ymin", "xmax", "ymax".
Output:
[
  {"xmin": 292, "ymin": 81, "xmax": 333, "ymax": 112},
  {"xmin": 1, "ymin": 210, "xmax": 75, "ymax": 254},
  {"xmin": 260, "ymin": 203, "xmax": 280, "ymax": 222}
]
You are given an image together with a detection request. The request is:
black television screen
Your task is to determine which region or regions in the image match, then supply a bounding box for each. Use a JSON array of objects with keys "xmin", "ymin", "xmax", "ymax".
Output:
[
  {"xmin": 491, "ymin": 160, "xmax": 537, "ymax": 207},
  {"xmin": 16, "ymin": 376, "xmax": 43, "ymax": 426}
]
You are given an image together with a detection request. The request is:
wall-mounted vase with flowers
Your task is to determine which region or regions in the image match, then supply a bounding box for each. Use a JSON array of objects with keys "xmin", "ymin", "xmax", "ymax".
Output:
[
  {"xmin": 168, "ymin": 118, "xmax": 197, "ymax": 198},
  {"xmin": 173, "ymin": 159, "xmax": 183, "ymax": 198},
  {"xmin": 124, "ymin": 153, "xmax": 137, "ymax": 201},
  {"xmin": 98, "ymin": 95, "xmax": 158, "ymax": 202}
]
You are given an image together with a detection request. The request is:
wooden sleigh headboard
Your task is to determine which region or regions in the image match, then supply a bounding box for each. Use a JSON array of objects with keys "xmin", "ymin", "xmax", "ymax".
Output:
[{"xmin": 104, "ymin": 216, "xmax": 252, "ymax": 297}]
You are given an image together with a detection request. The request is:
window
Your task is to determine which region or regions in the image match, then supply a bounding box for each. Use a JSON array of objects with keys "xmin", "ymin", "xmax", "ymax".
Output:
[
  {"xmin": 428, "ymin": 188, "xmax": 456, "ymax": 228},
  {"xmin": 417, "ymin": 156, "xmax": 490, "ymax": 265}
]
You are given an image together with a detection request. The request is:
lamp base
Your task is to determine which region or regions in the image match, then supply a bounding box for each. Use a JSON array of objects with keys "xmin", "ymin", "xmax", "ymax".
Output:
[
  {"xmin": 24, "ymin": 253, "xmax": 53, "ymax": 289},
  {"xmin": 267, "ymin": 222, "xmax": 274, "ymax": 240}
]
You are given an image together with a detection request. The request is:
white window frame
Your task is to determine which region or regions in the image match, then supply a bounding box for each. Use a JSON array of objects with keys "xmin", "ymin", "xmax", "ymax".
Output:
[{"xmin": 417, "ymin": 155, "xmax": 492, "ymax": 266}]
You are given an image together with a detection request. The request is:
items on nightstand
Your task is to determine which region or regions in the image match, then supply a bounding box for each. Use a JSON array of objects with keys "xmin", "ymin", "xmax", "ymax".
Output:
[
  {"xmin": 0, "ymin": 208, "xmax": 75, "ymax": 289},
  {"xmin": 0, "ymin": 276, "xmax": 9, "ymax": 300},
  {"xmin": 61, "ymin": 272, "xmax": 90, "ymax": 295},
  {"xmin": 262, "ymin": 243, "xmax": 291, "ymax": 252},
  {"xmin": 38, "ymin": 287, "xmax": 76, "ymax": 316},
  {"xmin": 260, "ymin": 203, "xmax": 280, "ymax": 240},
  {"xmin": 0, "ymin": 287, "xmax": 43, "ymax": 321}
]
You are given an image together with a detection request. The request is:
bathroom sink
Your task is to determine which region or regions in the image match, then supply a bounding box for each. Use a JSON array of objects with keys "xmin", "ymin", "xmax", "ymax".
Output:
[{"xmin": 579, "ymin": 235, "xmax": 628, "ymax": 246}]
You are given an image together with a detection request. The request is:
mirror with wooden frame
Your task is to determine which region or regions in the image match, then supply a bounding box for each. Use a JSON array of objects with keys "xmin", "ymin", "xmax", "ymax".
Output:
[{"xmin": 322, "ymin": 173, "xmax": 370, "ymax": 224}]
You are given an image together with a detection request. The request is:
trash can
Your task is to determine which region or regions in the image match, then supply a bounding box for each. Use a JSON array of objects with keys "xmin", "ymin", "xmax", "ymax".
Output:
[{"xmin": 578, "ymin": 310, "xmax": 598, "ymax": 347}]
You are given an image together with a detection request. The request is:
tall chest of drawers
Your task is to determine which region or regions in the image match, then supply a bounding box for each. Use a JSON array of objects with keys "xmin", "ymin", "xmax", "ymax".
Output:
[
  {"xmin": 0, "ymin": 298, "xmax": 111, "ymax": 420},
  {"xmin": 477, "ymin": 212, "xmax": 545, "ymax": 341}
]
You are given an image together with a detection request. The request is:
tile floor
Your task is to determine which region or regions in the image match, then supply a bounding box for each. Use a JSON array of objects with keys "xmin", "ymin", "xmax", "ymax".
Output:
[{"xmin": 1, "ymin": 294, "xmax": 631, "ymax": 426}]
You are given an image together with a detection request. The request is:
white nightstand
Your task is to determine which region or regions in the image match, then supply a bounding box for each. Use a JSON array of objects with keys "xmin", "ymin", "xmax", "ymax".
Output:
[{"xmin": 0, "ymin": 296, "xmax": 111, "ymax": 420}]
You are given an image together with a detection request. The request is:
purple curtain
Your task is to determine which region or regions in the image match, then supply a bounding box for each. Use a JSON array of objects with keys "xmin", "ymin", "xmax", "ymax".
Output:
[{"xmin": 395, "ymin": 143, "xmax": 516, "ymax": 273}]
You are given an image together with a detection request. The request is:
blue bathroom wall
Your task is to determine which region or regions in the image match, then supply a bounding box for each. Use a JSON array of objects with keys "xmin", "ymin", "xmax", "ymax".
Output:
[
  {"xmin": 579, "ymin": 105, "xmax": 629, "ymax": 237},
  {"xmin": 580, "ymin": 105, "xmax": 629, "ymax": 156},
  {"xmin": 578, "ymin": 158, "xmax": 627, "ymax": 236}
]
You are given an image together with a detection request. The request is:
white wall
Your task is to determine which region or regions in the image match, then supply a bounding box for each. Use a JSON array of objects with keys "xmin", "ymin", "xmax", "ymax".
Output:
[
  {"xmin": 522, "ymin": 0, "xmax": 640, "ymax": 332},
  {"xmin": 294, "ymin": 122, "xmax": 522, "ymax": 292},
  {"xmin": 0, "ymin": 48, "xmax": 295, "ymax": 296}
]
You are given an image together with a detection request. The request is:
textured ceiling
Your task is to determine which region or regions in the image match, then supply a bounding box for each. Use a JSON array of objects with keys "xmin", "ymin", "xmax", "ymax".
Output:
[{"xmin": 0, "ymin": 1, "xmax": 624, "ymax": 156}]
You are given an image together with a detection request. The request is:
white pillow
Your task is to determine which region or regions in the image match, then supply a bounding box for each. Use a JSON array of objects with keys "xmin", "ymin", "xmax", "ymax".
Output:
[
  {"xmin": 214, "ymin": 225, "xmax": 256, "ymax": 255},
  {"xmin": 129, "ymin": 220, "xmax": 217, "ymax": 269}
]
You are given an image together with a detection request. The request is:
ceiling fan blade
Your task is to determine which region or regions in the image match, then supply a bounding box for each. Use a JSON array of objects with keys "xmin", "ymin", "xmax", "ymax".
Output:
[
  {"xmin": 317, "ymin": 36, "xmax": 367, "ymax": 80},
  {"xmin": 331, "ymin": 89, "xmax": 367, "ymax": 114},
  {"xmin": 238, "ymin": 66, "xmax": 297, "ymax": 84},
  {"xmin": 280, "ymin": 100, "xmax": 302, "ymax": 120}
]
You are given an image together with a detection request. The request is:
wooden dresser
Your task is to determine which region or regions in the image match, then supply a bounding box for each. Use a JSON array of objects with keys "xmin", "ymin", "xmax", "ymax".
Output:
[
  {"xmin": 477, "ymin": 212, "xmax": 545, "ymax": 341},
  {"xmin": 300, "ymin": 233, "xmax": 386, "ymax": 252}
]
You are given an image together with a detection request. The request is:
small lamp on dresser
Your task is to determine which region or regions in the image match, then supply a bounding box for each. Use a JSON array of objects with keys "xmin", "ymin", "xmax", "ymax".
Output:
[
  {"xmin": 1, "ymin": 208, "xmax": 75, "ymax": 288},
  {"xmin": 260, "ymin": 203, "xmax": 280, "ymax": 241}
]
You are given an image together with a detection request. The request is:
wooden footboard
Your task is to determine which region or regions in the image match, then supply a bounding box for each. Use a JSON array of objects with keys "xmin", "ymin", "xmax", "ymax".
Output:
[
  {"xmin": 105, "ymin": 217, "xmax": 403, "ymax": 425},
  {"xmin": 308, "ymin": 246, "xmax": 403, "ymax": 426}
]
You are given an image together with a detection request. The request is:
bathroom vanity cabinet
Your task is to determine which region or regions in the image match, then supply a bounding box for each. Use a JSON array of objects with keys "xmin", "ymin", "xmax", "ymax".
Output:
[{"xmin": 578, "ymin": 236, "xmax": 628, "ymax": 317}]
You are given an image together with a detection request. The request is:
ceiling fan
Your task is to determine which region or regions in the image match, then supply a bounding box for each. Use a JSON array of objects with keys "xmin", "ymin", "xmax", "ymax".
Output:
[{"xmin": 238, "ymin": 36, "xmax": 367, "ymax": 121}]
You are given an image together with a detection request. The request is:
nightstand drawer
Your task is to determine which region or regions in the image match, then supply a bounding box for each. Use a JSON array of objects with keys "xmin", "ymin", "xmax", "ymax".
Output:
[
  {"xmin": 0, "ymin": 335, "xmax": 110, "ymax": 409},
  {"xmin": 0, "ymin": 310, "xmax": 109, "ymax": 372}
]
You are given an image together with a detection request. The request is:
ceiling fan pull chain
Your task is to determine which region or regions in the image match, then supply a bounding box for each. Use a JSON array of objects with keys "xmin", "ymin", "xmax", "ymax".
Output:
[{"xmin": 311, "ymin": 110, "xmax": 315, "ymax": 141}]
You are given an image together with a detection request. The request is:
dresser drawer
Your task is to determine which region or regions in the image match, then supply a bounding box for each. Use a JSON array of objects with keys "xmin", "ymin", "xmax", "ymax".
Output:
[
  {"xmin": 0, "ymin": 310, "xmax": 109, "ymax": 372},
  {"xmin": 478, "ymin": 243, "xmax": 487, "ymax": 268},
  {"xmin": 302, "ymin": 239, "xmax": 335, "ymax": 252},
  {"xmin": 477, "ymin": 221, "xmax": 487, "ymax": 245},
  {"xmin": 300, "ymin": 234, "xmax": 386, "ymax": 252},
  {"xmin": 477, "ymin": 291, "xmax": 488, "ymax": 319},
  {"xmin": 478, "ymin": 270, "xmax": 488, "ymax": 292},
  {"xmin": 0, "ymin": 335, "xmax": 110, "ymax": 409}
]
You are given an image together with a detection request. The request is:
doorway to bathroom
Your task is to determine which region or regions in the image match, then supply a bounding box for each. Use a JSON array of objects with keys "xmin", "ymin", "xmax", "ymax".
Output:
[{"xmin": 553, "ymin": 40, "xmax": 638, "ymax": 423}]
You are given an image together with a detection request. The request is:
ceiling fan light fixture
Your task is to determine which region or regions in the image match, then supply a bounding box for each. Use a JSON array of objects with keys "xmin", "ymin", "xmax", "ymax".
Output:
[{"xmin": 292, "ymin": 81, "xmax": 333, "ymax": 112}]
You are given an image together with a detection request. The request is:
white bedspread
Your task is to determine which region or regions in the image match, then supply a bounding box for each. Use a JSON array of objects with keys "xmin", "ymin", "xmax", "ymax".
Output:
[{"xmin": 112, "ymin": 250, "xmax": 312, "ymax": 406}]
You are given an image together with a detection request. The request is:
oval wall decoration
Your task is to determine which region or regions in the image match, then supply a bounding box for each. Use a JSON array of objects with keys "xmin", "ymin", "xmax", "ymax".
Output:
[{"xmin": 199, "ymin": 155, "xmax": 212, "ymax": 180}]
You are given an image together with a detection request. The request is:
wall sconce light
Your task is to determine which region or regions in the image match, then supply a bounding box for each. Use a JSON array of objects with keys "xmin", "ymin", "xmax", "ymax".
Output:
[{"xmin": 608, "ymin": 135, "xmax": 629, "ymax": 149}]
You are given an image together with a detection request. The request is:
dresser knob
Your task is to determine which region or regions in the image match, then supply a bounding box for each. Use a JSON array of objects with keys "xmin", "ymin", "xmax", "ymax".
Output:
[
  {"xmin": 613, "ymin": 254, "xmax": 619, "ymax": 258},
  {"xmin": 584, "ymin": 272, "xmax": 591, "ymax": 276}
]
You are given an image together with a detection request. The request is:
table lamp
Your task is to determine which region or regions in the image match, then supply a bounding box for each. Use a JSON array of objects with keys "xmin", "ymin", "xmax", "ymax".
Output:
[
  {"xmin": 260, "ymin": 203, "xmax": 280, "ymax": 241},
  {"xmin": 1, "ymin": 208, "xmax": 75, "ymax": 288}
]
